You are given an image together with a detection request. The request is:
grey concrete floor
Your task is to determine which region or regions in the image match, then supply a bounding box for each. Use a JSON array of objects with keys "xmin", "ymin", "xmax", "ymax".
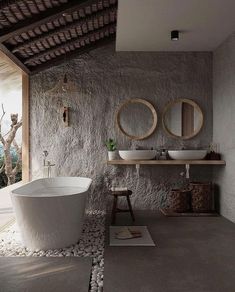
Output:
[
  {"xmin": 104, "ymin": 211, "xmax": 235, "ymax": 292},
  {"xmin": 0, "ymin": 257, "xmax": 92, "ymax": 292}
]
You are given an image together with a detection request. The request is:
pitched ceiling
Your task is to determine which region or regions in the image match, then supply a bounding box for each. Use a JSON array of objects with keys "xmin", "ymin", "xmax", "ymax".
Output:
[{"xmin": 0, "ymin": 0, "xmax": 117, "ymax": 74}]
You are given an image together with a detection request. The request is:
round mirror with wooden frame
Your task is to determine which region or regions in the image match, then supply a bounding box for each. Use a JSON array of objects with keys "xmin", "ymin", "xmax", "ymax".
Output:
[
  {"xmin": 162, "ymin": 98, "xmax": 203, "ymax": 140},
  {"xmin": 116, "ymin": 98, "xmax": 158, "ymax": 140}
]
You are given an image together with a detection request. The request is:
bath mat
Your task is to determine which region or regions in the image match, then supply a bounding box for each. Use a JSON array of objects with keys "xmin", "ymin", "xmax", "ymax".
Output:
[
  {"xmin": 0, "ymin": 257, "xmax": 92, "ymax": 292},
  {"xmin": 109, "ymin": 226, "xmax": 155, "ymax": 246}
]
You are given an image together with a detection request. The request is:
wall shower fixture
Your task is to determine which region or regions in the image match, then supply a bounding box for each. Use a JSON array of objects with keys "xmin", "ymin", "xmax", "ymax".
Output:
[
  {"xmin": 61, "ymin": 74, "xmax": 68, "ymax": 92},
  {"xmin": 62, "ymin": 106, "xmax": 69, "ymax": 127}
]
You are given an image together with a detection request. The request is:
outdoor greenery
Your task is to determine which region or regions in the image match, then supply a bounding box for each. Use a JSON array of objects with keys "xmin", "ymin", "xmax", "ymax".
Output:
[
  {"xmin": 0, "ymin": 145, "xmax": 22, "ymax": 189},
  {"xmin": 0, "ymin": 105, "xmax": 22, "ymax": 187}
]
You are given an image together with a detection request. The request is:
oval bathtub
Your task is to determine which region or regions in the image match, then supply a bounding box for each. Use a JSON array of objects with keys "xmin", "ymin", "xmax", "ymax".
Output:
[{"xmin": 11, "ymin": 177, "xmax": 92, "ymax": 251}]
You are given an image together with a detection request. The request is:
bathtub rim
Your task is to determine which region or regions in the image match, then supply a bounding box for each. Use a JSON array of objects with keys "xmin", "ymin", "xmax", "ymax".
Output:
[{"xmin": 11, "ymin": 176, "xmax": 92, "ymax": 198}]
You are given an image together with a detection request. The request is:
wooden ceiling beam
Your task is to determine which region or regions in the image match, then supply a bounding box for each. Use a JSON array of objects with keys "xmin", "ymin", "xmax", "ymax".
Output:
[
  {"xmin": 12, "ymin": 4, "xmax": 117, "ymax": 53},
  {"xmin": 0, "ymin": 0, "xmax": 97, "ymax": 43},
  {"xmin": 24, "ymin": 23, "xmax": 116, "ymax": 65},
  {"xmin": 30, "ymin": 34, "xmax": 115, "ymax": 75},
  {"xmin": 0, "ymin": 43, "xmax": 31, "ymax": 74},
  {"xmin": 0, "ymin": 0, "xmax": 20, "ymax": 10}
]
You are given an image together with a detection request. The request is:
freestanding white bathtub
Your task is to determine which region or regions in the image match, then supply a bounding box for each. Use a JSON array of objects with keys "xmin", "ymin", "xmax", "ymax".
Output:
[{"xmin": 11, "ymin": 177, "xmax": 92, "ymax": 251}]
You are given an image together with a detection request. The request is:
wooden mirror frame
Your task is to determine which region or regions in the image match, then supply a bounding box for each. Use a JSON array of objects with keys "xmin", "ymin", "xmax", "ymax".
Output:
[
  {"xmin": 162, "ymin": 98, "xmax": 204, "ymax": 140},
  {"xmin": 116, "ymin": 98, "xmax": 158, "ymax": 140}
]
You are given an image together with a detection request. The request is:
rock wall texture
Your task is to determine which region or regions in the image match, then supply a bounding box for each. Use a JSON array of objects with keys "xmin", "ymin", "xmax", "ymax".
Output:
[
  {"xmin": 30, "ymin": 44, "xmax": 213, "ymax": 211},
  {"xmin": 213, "ymin": 32, "xmax": 235, "ymax": 222}
]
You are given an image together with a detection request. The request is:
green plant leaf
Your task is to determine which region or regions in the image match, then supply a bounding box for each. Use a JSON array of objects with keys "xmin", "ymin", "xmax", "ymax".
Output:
[{"xmin": 105, "ymin": 138, "xmax": 117, "ymax": 151}]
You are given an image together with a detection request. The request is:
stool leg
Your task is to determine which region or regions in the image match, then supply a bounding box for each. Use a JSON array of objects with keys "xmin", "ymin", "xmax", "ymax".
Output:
[
  {"xmin": 111, "ymin": 195, "xmax": 118, "ymax": 225},
  {"xmin": 126, "ymin": 195, "xmax": 135, "ymax": 222}
]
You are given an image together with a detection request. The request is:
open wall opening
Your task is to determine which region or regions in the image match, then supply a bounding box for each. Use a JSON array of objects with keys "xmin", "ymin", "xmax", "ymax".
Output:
[{"xmin": 0, "ymin": 51, "xmax": 29, "ymax": 190}]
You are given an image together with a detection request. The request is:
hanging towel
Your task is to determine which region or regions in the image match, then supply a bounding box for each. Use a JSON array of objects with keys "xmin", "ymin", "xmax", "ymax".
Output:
[{"xmin": 115, "ymin": 227, "xmax": 142, "ymax": 240}]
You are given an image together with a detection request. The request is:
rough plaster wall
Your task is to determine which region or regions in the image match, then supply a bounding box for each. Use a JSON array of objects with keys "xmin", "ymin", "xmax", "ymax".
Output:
[
  {"xmin": 30, "ymin": 44, "xmax": 213, "ymax": 211},
  {"xmin": 213, "ymin": 32, "xmax": 235, "ymax": 222}
]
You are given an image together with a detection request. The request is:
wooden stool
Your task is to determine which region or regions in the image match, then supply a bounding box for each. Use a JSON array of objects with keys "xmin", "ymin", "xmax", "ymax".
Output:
[{"xmin": 110, "ymin": 190, "xmax": 135, "ymax": 225}]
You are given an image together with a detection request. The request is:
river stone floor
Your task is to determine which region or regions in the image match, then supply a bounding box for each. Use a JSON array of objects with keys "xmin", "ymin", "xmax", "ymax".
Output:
[{"xmin": 0, "ymin": 210, "xmax": 105, "ymax": 292}]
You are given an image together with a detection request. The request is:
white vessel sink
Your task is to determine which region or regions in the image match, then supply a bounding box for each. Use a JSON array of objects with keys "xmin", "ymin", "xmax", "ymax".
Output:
[
  {"xmin": 168, "ymin": 150, "xmax": 207, "ymax": 160},
  {"xmin": 119, "ymin": 150, "xmax": 157, "ymax": 160}
]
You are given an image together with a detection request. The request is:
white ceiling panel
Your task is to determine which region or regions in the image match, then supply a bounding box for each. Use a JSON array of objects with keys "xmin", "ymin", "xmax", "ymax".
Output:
[{"xmin": 116, "ymin": 0, "xmax": 235, "ymax": 51}]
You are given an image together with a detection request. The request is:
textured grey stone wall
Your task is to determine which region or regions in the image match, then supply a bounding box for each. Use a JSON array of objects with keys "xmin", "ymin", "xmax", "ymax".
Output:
[
  {"xmin": 30, "ymin": 44, "xmax": 213, "ymax": 211},
  {"xmin": 213, "ymin": 32, "xmax": 235, "ymax": 222}
]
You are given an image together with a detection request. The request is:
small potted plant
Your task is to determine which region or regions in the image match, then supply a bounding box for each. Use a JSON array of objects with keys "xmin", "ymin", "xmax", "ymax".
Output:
[{"xmin": 105, "ymin": 138, "xmax": 117, "ymax": 160}]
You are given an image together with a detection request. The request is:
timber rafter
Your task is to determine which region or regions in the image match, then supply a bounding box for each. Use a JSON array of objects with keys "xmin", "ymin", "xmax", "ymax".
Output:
[{"xmin": 0, "ymin": 0, "xmax": 117, "ymax": 74}]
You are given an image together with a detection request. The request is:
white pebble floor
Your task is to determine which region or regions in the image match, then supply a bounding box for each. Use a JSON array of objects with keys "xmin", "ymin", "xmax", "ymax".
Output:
[{"xmin": 0, "ymin": 210, "xmax": 105, "ymax": 292}]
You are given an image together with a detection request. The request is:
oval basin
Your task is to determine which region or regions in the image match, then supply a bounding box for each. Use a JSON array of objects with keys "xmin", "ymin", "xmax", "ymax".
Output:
[
  {"xmin": 119, "ymin": 150, "xmax": 157, "ymax": 160},
  {"xmin": 168, "ymin": 150, "xmax": 207, "ymax": 160}
]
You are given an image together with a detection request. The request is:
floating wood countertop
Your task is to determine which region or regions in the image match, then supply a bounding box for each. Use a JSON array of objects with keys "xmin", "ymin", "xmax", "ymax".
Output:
[{"xmin": 107, "ymin": 160, "xmax": 226, "ymax": 165}]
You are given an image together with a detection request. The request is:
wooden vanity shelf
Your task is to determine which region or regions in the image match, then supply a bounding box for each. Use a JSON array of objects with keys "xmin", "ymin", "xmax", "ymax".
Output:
[{"xmin": 107, "ymin": 160, "xmax": 226, "ymax": 165}]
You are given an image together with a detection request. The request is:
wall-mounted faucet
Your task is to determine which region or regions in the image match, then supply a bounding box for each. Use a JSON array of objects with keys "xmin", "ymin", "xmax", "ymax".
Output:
[
  {"xmin": 43, "ymin": 150, "xmax": 48, "ymax": 166},
  {"xmin": 42, "ymin": 150, "xmax": 55, "ymax": 178}
]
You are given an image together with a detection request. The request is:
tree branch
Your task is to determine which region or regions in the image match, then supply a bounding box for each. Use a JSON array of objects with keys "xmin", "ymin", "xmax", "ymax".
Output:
[
  {"xmin": 12, "ymin": 140, "xmax": 22, "ymax": 176},
  {"xmin": 12, "ymin": 154, "xmax": 22, "ymax": 176},
  {"xmin": 6, "ymin": 118, "xmax": 22, "ymax": 146},
  {"xmin": 0, "ymin": 162, "xmax": 5, "ymax": 174},
  {"xmin": 13, "ymin": 139, "xmax": 20, "ymax": 153}
]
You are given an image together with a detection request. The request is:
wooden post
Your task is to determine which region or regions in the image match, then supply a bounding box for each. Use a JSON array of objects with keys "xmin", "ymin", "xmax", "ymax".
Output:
[{"xmin": 22, "ymin": 74, "xmax": 30, "ymax": 182}]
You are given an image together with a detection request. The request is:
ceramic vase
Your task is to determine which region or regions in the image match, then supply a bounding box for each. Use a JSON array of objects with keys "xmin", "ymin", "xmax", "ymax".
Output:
[{"xmin": 108, "ymin": 151, "xmax": 116, "ymax": 160}]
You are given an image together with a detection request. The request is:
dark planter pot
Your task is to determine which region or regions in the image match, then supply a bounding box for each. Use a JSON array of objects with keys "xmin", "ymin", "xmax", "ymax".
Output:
[
  {"xmin": 190, "ymin": 182, "xmax": 213, "ymax": 212},
  {"xmin": 169, "ymin": 189, "xmax": 191, "ymax": 213}
]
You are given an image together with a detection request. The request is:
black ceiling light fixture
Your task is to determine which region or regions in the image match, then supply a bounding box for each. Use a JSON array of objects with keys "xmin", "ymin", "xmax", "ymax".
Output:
[{"xmin": 171, "ymin": 30, "xmax": 179, "ymax": 41}]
